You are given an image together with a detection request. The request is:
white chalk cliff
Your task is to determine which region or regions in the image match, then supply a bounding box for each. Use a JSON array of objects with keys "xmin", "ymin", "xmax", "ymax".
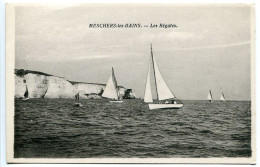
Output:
[{"xmin": 15, "ymin": 69, "xmax": 136, "ymax": 99}]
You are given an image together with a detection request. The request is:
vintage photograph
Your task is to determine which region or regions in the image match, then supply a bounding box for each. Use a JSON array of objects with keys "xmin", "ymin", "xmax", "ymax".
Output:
[{"xmin": 6, "ymin": 3, "xmax": 255, "ymax": 163}]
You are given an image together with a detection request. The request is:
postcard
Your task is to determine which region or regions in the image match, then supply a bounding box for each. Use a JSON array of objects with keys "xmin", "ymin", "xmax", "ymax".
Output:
[{"xmin": 5, "ymin": 3, "xmax": 256, "ymax": 164}]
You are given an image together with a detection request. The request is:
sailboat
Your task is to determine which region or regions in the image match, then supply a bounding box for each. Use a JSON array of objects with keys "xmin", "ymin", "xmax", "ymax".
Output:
[
  {"xmin": 220, "ymin": 92, "xmax": 226, "ymax": 102},
  {"xmin": 207, "ymin": 90, "xmax": 213, "ymax": 102},
  {"xmin": 22, "ymin": 85, "xmax": 30, "ymax": 101},
  {"xmin": 102, "ymin": 67, "xmax": 123, "ymax": 103},
  {"xmin": 144, "ymin": 44, "xmax": 183, "ymax": 110},
  {"xmin": 74, "ymin": 92, "xmax": 83, "ymax": 107}
]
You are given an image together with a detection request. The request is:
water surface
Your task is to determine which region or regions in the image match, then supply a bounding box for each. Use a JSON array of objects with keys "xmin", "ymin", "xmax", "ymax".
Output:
[{"xmin": 14, "ymin": 99, "xmax": 251, "ymax": 158}]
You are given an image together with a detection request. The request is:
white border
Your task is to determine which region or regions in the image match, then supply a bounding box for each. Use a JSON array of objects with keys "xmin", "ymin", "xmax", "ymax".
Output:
[{"xmin": 1, "ymin": 0, "xmax": 258, "ymax": 166}]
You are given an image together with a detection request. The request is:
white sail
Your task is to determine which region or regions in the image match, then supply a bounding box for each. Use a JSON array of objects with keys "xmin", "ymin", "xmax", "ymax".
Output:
[
  {"xmin": 207, "ymin": 90, "xmax": 213, "ymax": 101},
  {"xmin": 144, "ymin": 66, "xmax": 153, "ymax": 103},
  {"xmin": 102, "ymin": 68, "xmax": 119, "ymax": 100},
  {"xmin": 144, "ymin": 44, "xmax": 183, "ymax": 110},
  {"xmin": 24, "ymin": 85, "xmax": 29, "ymax": 98},
  {"xmin": 220, "ymin": 93, "xmax": 225, "ymax": 101},
  {"xmin": 153, "ymin": 55, "xmax": 175, "ymax": 101}
]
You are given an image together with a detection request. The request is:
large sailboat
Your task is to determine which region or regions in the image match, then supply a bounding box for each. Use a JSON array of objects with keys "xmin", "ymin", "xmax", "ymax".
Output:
[
  {"xmin": 102, "ymin": 67, "xmax": 123, "ymax": 103},
  {"xmin": 207, "ymin": 90, "xmax": 213, "ymax": 102},
  {"xmin": 144, "ymin": 44, "xmax": 183, "ymax": 110},
  {"xmin": 220, "ymin": 92, "xmax": 226, "ymax": 102}
]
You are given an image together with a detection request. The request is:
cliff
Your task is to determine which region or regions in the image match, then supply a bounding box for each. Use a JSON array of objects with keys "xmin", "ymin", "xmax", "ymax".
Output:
[{"xmin": 15, "ymin": 69, "xmax": 136, "ymax": 99}]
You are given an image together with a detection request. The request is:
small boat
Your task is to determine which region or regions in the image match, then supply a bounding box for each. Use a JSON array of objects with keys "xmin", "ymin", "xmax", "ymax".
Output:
[
  {"xmin": 144, "ymin": 44, "xmax": 183, "ymax": 110},
  {"xmin": 74, "ymin": 92, "xmax": 83, "ymax": 107},
  {"xmin": 102, "ymin": 67, "xmax": 123, "ymax": 103},
  {"xmin": 109, "ymin": 100, "xmax": 123, "ymax": 103},
  {"xmin": 220, "ymin": 92, "xmax": 226, "ymax": 102},
  {"xmin": 74, "ymin": 103, "xmax": 83, "ymax": 107},
  {"xmin": 207, "ymin": 90, "xmax": 213, "ymax": 102},
  {"xmin": 22, "ymin": 97, "xmax": 30, "ymax": 101}
]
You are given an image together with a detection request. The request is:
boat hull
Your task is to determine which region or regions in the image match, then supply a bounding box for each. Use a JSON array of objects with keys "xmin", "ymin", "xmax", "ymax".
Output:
[
  {"xmin": 149, "ymin": 103, "xmax": 183, "ymax": 110},
  {"xmin": 109, "ymin": 100, "xmax": 123, "ymax": 103},
  {"xmin": 74, "ymin": 103, "xmax": 83, "ymax": 107}
]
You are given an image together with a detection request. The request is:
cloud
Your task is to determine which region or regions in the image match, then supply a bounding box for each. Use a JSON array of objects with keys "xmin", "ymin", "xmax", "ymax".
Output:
[
  {"xmin": 72, "ymin": 55, "xmax": 112, "ymax": 60},
  {"xmin": 135, "ymin": 31, "xmax": 197, "ymax": 42},
  {"xmin": 166, "ymin": 41, "xmax": 250, "ymax": 51},
  {"xmin": 47, "ymin": 54, "xmax": 115, "ymax": 62},
  {"xmin": 21, "ymin": 54, "xmax": 116, "ymax": 63}
]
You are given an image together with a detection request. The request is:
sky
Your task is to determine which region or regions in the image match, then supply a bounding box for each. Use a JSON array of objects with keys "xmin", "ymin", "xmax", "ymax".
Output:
[{"xmin": 15, "ymin": 4, "xmax": 252, "ymax": 100}]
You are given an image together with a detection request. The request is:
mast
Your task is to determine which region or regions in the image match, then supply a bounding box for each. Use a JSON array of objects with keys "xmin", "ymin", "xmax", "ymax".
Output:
[
  {"xmin": 150, "ymin": 44, "xmax": 159, "ymax": 100},
  {"xmin": 112, "ymin": 67, "xmax": 119, "ymax": 99}
]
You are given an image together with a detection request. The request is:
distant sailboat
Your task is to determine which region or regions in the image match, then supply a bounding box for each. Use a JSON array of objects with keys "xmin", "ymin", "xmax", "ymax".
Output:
[
  {"xmin": 102, "ymin": 67, "xmax": 123, "ymax": 103},
  {"xmin": 144, "ymin": 44, "xmax": 183, "ymax": 110},
  {"xmin": 220, "ymin": 92, "xmax": 226, "ymax": 102},
  {"xmin": 22, "ymin": 85, "xmax": 30, "ymax": 101},
  {"xmin": 207, "ymin": 90, "xmax": 213, "ymax": 102},
  {"xmin": 74, "ymin": 92, "xmax": 83, "ymax": 107}
]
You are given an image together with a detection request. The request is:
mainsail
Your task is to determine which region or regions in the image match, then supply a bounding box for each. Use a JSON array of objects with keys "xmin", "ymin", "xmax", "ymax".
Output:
[
  {"xmin": 207, "ymin": 90, "xmax": 213, "ymax": 101},
  {"xmin": 144, "ymin": 66, "xmax": 153, "ymax": 103},
  {"xmin": 102, "ymin": 67, "xmax": 119, "ymax": 100},
  {"xmin": 24, "ymin": 85, "xmax": 29, "ymax": 98},
  {"xmin": 220, "ymin": 92, "xmax": 225, "ymax": 101},
  {"xmin": 151, "ymin": 45, "xmax": 175, "ymax": 101}
]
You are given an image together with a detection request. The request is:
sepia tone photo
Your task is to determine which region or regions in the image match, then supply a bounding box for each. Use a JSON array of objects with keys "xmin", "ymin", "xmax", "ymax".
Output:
[{"xmin": 6, "ymin": 3, "xmax": 255, "ymax": 163}]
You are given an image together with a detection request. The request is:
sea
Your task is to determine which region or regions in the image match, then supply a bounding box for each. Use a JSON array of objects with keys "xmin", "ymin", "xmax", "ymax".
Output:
[{"xmin": 14, "ymin": 99, "xmax": 251, "ymax": 158}]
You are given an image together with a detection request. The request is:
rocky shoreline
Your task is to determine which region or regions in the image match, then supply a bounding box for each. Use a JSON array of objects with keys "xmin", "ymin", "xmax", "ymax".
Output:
[{"xmin": 15, "ymin": 69, "xmax": 136, "ymax": 99}]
